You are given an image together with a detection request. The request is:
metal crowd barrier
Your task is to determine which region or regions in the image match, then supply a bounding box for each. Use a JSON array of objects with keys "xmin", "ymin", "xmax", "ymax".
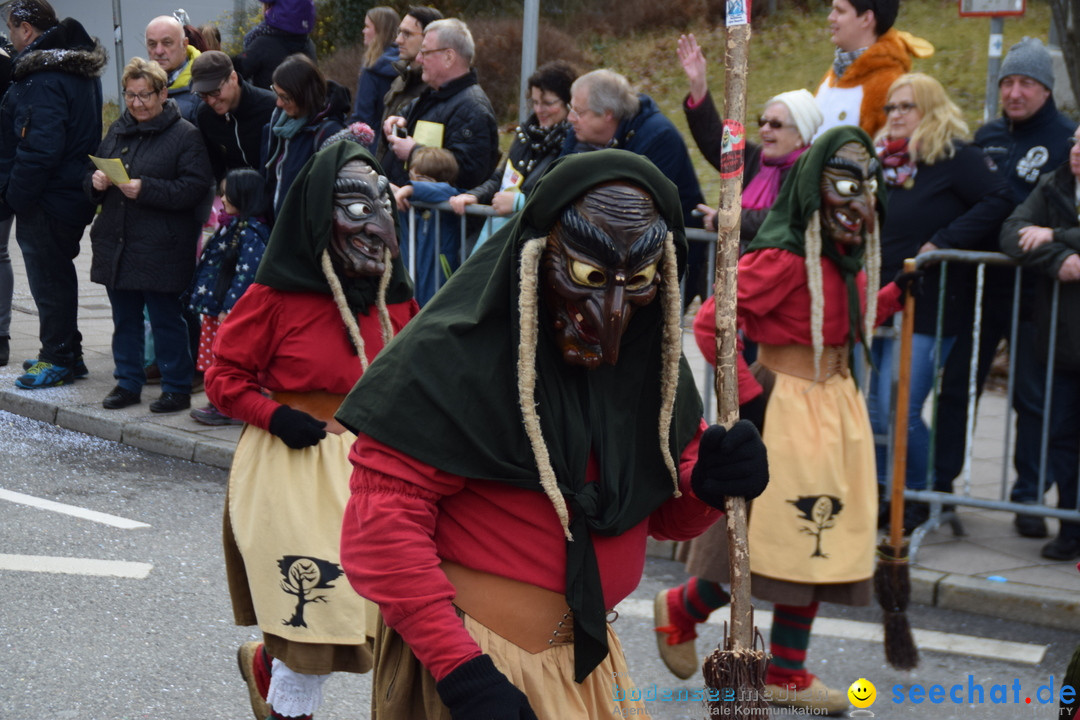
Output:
[
  {"xmin": 404, "ymin": 209, "xmax": 1075, "ymax": 562},
  {"xmin": 401, "ymin": 200, "xmax": 499, "ymax": 293}
]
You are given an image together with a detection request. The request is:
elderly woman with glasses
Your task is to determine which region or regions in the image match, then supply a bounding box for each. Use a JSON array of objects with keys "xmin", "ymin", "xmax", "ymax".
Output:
[
  {"xmin": 85, "ymin": 56, "xmax": 213, "ymax": 413},
  {"xmin": 867, "ymin": 72, "xmax": 1012, "ymax": 530}
]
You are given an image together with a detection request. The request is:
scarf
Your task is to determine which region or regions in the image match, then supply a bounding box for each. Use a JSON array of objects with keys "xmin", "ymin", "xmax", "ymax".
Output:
[
  {"xmin": 336, "ymin": 150, "xmax": 703, "ymax": 683},
  {"xmin": 875, "ymin": 135, "xmax": 918, "ymax": 189},
  {"xmin": 832, "ymin": 45, "xmax": 868, "ymax": 78},
  {"xmin": 255, "ymin": 142, "xmax": 413, "ymax": 313},
  {"xmin": 747, "ymin": 125, "xmax": 887, "ymax": 350},
  {"xmin": 515, "ymin": 114, "xmax": 570, "ymax": 175},
  {"xmin": 741, "ymin": 146, "xmax": 807, "ymax": 210},
  {"xmin": 271, "ymin": 112, "xmax": 308, "ymax": 139}
]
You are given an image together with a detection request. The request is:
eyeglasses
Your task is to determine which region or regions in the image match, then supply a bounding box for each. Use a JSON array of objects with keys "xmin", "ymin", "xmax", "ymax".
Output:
[
  {"xmin": 758, "ymin": 117, "xmax": 790, "ymax": 130},
  {"xmin": 418, "ymin": 46, "xmax": 450, "ymax": 58},
  {"xmin": 123, "ymin": 90, "xmax": 158, "ymax": 104},
  {"xmin": 568, "ymin": 104, "xmax": 592, "ymax": 118},
  {"xmin": 270, "ymin": 84, "xmax": 294, "ymax": 105},
  {"xmin": 883, "ymin": 102, "xmax": 918, "ymax": 115},
  {"xmin": 195, "ymin": 80, "xmax": 226, "ymax": 100}
]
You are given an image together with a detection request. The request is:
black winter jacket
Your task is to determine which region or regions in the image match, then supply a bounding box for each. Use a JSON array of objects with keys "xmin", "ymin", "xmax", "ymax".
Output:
[
  {"xmin": 1000, "ymin": 163, "xmax": 1080, "ymax": 371},
  {"xmin": 0, "ymin": 17, "xmax": 105, "ymax": 225},
  {"xmin": 392, "ymin": 69, "xmax": 499, "ymax": 189},
  {"xmin": 196, "ymin": 79, "xmax": 277, "ymax": 181},
  {"xmin": 464, "ymin": 115, "xmax": 568, "ymax": 204},
  {"xmin": 86, "ymin": 100, "xmax": 214, "ymax": 294},
  {"xmin": 233, "ymin": 31, "xmax": 317, "ymax": 90}
]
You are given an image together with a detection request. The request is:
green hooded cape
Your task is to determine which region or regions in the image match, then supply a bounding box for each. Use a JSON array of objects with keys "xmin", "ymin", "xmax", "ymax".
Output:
[
  {"xmin": 255, "ymin": 141, "xmax": 413, "ymax": 311},
  {"xmin": 336, "ymin": 150, "xmax": 704, "ymax": 682},
  {"xmin": 746, "ymin": 125, "xmax": 887, "ymax": 348}
]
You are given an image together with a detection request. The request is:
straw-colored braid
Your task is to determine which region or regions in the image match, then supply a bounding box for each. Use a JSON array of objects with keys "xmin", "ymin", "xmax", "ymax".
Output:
[
  {"xmin": 804, "ymin": 211, "xmax": 825, "ymax": 382},
  {"xmin": 321, "ymin": 250, "xmax": 369, "ymax": 371},
  {"xmin": 863, "ymin": 222, "xmax": 880, "ymax": 351},
  {"xmin": 376, "ymin": 247, "xmax": 394, "ymax": 346},
  {"xmin": 658, "ymin": 234, "xmax": 682, "ymax": 498},
  {"xmin": 518, "ymin": 237, "xmax": 573, "ymax": 541}
]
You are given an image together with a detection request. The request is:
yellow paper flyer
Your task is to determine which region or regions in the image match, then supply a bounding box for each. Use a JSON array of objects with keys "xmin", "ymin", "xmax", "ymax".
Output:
[
  {"xmin": 89, "ymin": 155, "xmax": 130, "ymax": 185},
  {"xmin": 413, "ymin": 120, "xmax": 445, "ymax": 149}
]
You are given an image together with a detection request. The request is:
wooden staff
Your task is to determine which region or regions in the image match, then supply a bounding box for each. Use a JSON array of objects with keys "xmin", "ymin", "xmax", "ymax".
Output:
[
  {"xmin": 701, "ymin": 1, "xmax": 770, "ymax": 714},
  {"xmin": 873, "ymin": 257, "xmax": 919, "ymax": 669}
]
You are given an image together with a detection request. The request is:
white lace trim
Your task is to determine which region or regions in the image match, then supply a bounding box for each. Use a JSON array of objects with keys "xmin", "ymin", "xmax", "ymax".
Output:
[{"xmin": 266, "ymin": 658, "xmax": 329, "ymax": 717}]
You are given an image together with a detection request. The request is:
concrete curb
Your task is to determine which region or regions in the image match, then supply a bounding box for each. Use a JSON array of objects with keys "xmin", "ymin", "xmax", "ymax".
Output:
[{"xmin": 0, "ymin": 387, "xmax": 236, "ymax": 471}]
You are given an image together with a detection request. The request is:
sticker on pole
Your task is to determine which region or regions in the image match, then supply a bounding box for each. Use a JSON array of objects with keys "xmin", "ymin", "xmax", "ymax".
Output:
[
  {"xmin": 719, "ymin": 120, "xmax": 745, "ymax": 178},
  {"xmin": 726, "ymin": 0, "xmax": 749, "ymax": 26}
]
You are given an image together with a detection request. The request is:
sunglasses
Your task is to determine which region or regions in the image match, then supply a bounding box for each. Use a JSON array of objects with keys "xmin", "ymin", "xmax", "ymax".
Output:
[{"xmin": 758, "ymin": 117, "xmax": 789, "ymax": 130}]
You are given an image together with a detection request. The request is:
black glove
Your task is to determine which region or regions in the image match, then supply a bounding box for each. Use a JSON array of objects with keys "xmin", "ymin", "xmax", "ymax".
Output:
[
  {"xmin": 892, "ymin": 268, "xmax": 924, "ymax": 298},
  {"xmin": 739, "ymin": 394, "xmax": 767, "ymax": 434},
  {"xmin": 691, "ymin": 420, "xmax": 769, "ymax": 509},
  {"xmin": 436, "ymin": 655, "xmax": 538, "ymax": 720},
  {"xmin": 269, "ymin": 405, "xmax": 327, "ymax": 449}
]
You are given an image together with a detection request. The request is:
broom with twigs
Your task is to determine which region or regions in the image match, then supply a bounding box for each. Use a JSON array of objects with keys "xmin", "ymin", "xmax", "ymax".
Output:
[
  {"xmin": 874, "ymin": 257, "xmax": 919, "ymax": 670},
  {"xmin": 700, "ymin": 2, "xmax": 770, "ymax": 715}
]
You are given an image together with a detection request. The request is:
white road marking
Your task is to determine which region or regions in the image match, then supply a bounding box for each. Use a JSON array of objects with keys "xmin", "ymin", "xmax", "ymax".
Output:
[
  {"xmin": 0, "ymin": 488, "xmax": 149, "ymax": 529},
  {"xmin": 0, "ymin": 553, "xmax": 153, "ymax": 578},
  {"xmin": 616, "ymin": 598, "xmax": 1046, "ymax": 665}
]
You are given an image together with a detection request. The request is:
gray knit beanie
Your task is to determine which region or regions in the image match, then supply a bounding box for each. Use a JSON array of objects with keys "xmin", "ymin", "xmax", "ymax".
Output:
[{"xmin": 998, "ymin": 37, "xmax": 1054, "ymax": 91}]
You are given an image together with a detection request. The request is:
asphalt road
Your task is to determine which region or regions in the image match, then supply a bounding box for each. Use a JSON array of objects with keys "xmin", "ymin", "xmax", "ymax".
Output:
[{"xmin": 2, "ymin": 409, "xmax": 1077, "ymax": 719}]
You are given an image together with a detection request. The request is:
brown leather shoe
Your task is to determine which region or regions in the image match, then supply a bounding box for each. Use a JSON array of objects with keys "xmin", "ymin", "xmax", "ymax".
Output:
[
  {"xmin": 237, "ymin": 641, "xmax": 271, "ymax": 720},
  {"xmin": 653, "ymin": 588, "xmax": 699, "ymax": 679}
]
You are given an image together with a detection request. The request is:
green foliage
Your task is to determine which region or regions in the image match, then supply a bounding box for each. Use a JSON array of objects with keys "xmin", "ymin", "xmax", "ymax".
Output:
[{"xmin": 314, "ymin": 0, "xmax": 375, "ymax": 57}]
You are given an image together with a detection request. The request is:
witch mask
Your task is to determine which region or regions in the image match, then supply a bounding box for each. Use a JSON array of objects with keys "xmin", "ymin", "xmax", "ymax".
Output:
[
  {"xmin": 540, "ymin": 182, "xmax": 668, "ymax": 368},
  {"xmin": 329, "ymin": 160, "xmax": 399, "ymax": 278}
]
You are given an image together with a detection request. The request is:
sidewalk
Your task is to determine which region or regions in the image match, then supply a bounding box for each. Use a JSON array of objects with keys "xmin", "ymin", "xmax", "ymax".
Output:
[{"xmin": 2, "ymin": 229, "xmax": 1078, "ymax": 633}]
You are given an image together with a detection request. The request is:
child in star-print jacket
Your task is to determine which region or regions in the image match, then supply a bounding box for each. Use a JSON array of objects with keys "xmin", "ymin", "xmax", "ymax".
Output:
[{"xmin": 186, "ymin": 169, "xmax": 269, "ymax": 424}]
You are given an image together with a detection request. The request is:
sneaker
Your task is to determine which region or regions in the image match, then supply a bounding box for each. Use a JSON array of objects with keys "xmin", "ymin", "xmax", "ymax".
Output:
[
  {"xmin": 23, "ymin": 356, "xmax": 88, "ymax": 379},
  {"xmin": 763, "ymin": 674, "xmax": 850, "ymax": 715},
  {"xmin": 103, "ymin": 385, "xmax": 141, "ymax": 409},
  {"xmin": 1014, "ymin": 512, "xmax": 1048, "ymax": 539},
  {"xmin": 653, "ymin": 588, "xmax": 699, "ymax": 680},
  {"xmin": 190, "ymin": 403, "xmax": 242, "ymax": 426},
  {"xmin": 150, "ymin": 392, "xmax": 191, "ymax": 413},
  {"xmin": 15, "ymin": 361, "xmax": 74, "ymax": 389},
  {"xmin": 1041, "ymin": 535, "xmax": 1080, "ymax": 561},
  {"xmin": 237, "ymin": 641, "xmax": 271, "ymax": 720}
]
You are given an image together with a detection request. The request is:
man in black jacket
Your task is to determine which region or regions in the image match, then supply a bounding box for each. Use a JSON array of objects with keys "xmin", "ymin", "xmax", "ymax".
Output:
[
  {"xmin": 0, "ymin": 0, "xmax": 105, "ymax": 389},
  {"xmin": 933, "ymin": 37, "xmax": 1077, "ymax": 541},
  {"xmin": 999, "ymin": 123, "xmax": 1080, "ymax": 560},
  {"xmin": 382, "ymin": 18, "xmax": 498, "ymax": 191},
  {"xmin": 192, "ymin": 51, "xmax": 276, "ymax": 181}
]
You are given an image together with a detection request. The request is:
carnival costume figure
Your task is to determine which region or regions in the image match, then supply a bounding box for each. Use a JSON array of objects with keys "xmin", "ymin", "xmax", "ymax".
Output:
[
  {"xmin": 205, "ymin": 141, "xmax": 419, "ymax": 720},
  {"xmin": 336, "ymin": 150, "xmax": 769, "ymax": 720}
]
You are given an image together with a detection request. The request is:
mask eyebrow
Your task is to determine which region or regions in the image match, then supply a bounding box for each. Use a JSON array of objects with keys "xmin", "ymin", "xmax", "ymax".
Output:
[
  {"xmin": 824, "ymin": 156, "xmax": 867, "ymax": 180},
  {"xmin": 557, "ymin": 204, "xmax": 669, "ymax": 268}
]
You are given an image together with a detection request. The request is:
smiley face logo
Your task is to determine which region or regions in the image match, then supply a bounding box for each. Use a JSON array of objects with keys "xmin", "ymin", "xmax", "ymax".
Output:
[{"xmin": 848, "ymin": 678, "xmax": 876, "ymax": 708}]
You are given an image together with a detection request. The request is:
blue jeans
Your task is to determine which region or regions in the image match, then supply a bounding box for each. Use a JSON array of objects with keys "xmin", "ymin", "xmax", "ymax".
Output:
[
  {"xmin": 106, "ymin": 287, "xmax": 193, "ymax": 394},
  {"xmin": 0, "ymin": 216, "xmax": 12, "ymax": 337},
  {"xmin": 14, "ymin": 206, "xmax": 83, "ymax": 364},
  {"xmin": 867, "ymin": 331, "xmax": 956, "ymax": 491}
]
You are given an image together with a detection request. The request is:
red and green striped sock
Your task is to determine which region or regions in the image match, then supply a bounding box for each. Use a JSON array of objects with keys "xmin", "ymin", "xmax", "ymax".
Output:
[
  {"xmin": 766, "ymin": 602, "xmax": 819, "ymax": 688},
  {"xmin": 680, "ymin": 576, "xmax": 730, "ymax": 622}
]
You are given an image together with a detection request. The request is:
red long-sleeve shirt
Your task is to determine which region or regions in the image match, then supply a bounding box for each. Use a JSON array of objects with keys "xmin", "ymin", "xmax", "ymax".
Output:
[{"xmin": 340, "ymin": 422, "xmax": 717, "ymax": 681}]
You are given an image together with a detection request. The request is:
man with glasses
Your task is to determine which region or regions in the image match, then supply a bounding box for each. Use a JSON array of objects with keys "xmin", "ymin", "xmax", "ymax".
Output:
[
  {"xmin": 382, "ymin": 18, "xmax": 497, "ymax": 192},
  {"xmin": 0, "ymin": 0, "xmax": 105, "ymax": 389},
  {"xmin": 191, "ymin": 50, "xmax": 276, "ymax": 181},
  {"xmin": 375, "ymin": 5, "xmax": 442, "ymax": 172},
  {"xmin": 814, "ymin": 0, "xmax": 932, "ymax": 139},
  {"xmin": 145, "ymin": 15, "xmax": 200, "ymax": 122}
]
